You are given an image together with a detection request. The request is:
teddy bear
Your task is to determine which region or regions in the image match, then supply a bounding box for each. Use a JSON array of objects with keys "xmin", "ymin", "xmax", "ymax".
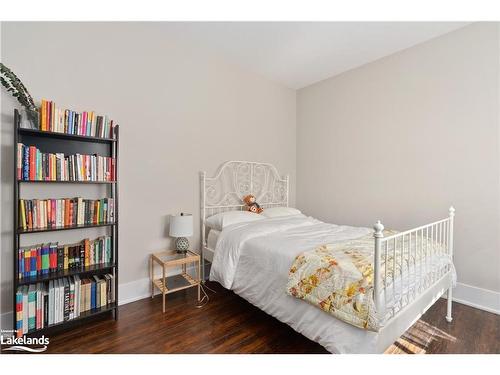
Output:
[{"xmin": 243, "ymin": 194, "xmax": 263, "ymax": 214}]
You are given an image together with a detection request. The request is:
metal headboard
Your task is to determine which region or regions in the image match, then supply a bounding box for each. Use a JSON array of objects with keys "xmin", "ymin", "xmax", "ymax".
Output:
[{"xmin": 199, "ymin": 160, "xmax": 289, "ymax": 279}]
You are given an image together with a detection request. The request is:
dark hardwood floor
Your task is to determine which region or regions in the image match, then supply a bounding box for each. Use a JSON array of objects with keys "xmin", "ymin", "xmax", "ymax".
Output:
[{"xmin": 11, "ymin": 282, "xmax": 500, "ymax": 354}]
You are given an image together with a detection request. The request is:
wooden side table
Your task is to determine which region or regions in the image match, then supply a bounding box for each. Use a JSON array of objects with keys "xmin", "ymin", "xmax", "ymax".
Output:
[{"xmin": 150, "ymin": 250, "xmax": 201, "ymax": 312}]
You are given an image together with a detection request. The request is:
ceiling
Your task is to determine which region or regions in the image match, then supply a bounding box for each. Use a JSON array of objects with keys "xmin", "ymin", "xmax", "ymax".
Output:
[{"xmin": 165, "ymin": 22, "xmax": 469, "ymax": 89}]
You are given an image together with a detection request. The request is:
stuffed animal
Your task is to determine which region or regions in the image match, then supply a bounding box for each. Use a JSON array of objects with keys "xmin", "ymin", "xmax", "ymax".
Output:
[{"xmin": 243, "ymin": 194, "xmax": 263, "ymax": 214}]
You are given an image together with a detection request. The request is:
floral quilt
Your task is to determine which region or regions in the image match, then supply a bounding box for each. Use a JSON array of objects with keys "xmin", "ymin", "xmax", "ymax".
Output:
[{"xmin": 287, "ymin": 230, "xmax": 404, "ymax": 331}]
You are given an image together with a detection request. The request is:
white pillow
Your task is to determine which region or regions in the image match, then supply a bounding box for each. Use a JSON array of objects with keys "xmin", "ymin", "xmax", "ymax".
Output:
[
  {"xmin": 205, "ymin": 211, "xmax": 264, "ymax": 231},
  {"xmin": 261, "ymin": 207, "xmax": 301, "ymax": 218}
]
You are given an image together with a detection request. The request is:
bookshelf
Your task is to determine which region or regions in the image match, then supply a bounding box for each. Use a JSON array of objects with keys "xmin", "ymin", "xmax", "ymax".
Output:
[{"xmin": 13, "ymin": 108, "xmax": 119, "ymax": 337}]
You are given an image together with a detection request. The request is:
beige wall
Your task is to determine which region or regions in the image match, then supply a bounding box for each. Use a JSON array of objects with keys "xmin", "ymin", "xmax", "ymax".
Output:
[
  {"xmin": 0, "ymin": 22, "xmax": 296, "ymax": 315},
  {"xmin": 297, "ymin": 23, "xmax": 500, "ymax": 292}
]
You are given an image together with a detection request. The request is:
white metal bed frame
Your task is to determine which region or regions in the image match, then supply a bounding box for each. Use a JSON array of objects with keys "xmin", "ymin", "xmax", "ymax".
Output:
[{"xmin": 200, "ymin": 161, "xmax": 455, "ymax": 350}]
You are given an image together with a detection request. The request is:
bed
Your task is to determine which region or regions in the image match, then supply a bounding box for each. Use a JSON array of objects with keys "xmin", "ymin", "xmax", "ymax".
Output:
[{"xmin": 199, "ymin": 161, "xmax": 456, "ymax": 353}]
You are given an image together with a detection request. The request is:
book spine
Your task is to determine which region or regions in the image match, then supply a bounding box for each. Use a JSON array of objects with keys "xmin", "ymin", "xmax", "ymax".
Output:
[
  {"xmin": 30, "ymin": 249, "xmax": 36, "ymax": 277},
  {"xmin": 64, "ymin": 282, "xmax": 70, "ymax": 321},
  {"xmin": 36, "ymin": 247, "xmax": 41, "ymax": 276},
  {"xmin": 28, "ymin": 288, "xmax": 36, "ymax": 332},
  {"xmin": 91, "ymin": 281, "xmax": 96, "ymax": 310},
  {"xmin": 36, "ymin": 285, "xmax": 42, "ymax": 329},
  {"xmin": 16, "ymin": 143, "xmax": 22, "ymax": 179},
  {"xmin": 63, "ymin": 246, "xmax": 69, "ymax": 270},
  {"xmin": 16, "ymin": 289, "xmax": 23, "ymax": 337},
  {"xmin": 42, "ymin": 245, "xmax": 50, "ymax": 275},
  {"xmin": 18, "ymin": 248, "xmax": 23, "ymax": 280},
  {"xmin": 57, "ymin": 246, "xmax": 64, "ymax": 271},
  {"xmin": 24, "ymin": 249, "xmax": 30, "ymax": 278},
  {"xmin": 43, "ymin": 292, "xmax": 49, "ymax": 327}
]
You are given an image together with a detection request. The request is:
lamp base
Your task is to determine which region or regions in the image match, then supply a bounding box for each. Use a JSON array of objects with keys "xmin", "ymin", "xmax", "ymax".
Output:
[{"xmin": 175, "ymin": 237, "xmax": 189, "ymax": 253}]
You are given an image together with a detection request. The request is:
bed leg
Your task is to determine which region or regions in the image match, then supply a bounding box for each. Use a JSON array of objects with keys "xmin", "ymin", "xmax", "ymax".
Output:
[{"xmin": 446, "ymin": 287, "xmax": 453, "ymax": 323}]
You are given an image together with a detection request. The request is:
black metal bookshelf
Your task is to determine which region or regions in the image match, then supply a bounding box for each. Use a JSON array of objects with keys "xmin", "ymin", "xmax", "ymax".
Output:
[{"xmin": 13, "ymin": 108, "xmax": 119, "ymax": 337}]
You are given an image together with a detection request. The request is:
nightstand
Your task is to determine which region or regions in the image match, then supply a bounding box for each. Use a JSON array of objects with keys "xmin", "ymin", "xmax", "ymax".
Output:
[{"xmin": 150, "ymin": 250, "xmax": 201, "ymax": 312}]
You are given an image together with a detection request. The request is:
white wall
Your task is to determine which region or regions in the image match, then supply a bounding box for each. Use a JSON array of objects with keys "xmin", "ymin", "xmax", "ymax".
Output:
[
  {"xmin": 297, "ymin": 23, "xmax": 500, "ymax": 296},
  {"xmin": 0, "ymin": 22, "xmax": 296, "ymax": 318}
]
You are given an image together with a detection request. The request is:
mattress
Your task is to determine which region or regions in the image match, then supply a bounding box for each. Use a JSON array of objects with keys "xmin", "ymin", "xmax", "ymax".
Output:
[{"xmin": 209, "ymin": 214, "xmax": 454, "ymax": 353}]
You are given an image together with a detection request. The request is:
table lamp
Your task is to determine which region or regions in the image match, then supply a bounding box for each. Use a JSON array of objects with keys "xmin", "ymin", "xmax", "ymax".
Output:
[{"xmin": 170, "ymin": 213, "xmax": 193, "ymax": 253}]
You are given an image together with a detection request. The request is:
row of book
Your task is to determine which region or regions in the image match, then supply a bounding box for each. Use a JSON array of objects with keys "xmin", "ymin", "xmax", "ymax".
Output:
[
  {"xmin": 16, "ymin": 143, "xmax": 116, "ymax": 182},
  {"xmin": 15, "ymin": 274, "xmax": 115, "ymax": 337},
  {"xmin": 18, "ymin": 236, "xmax": 113, "ymax": 280},
  {"xmin": 37, "ymin": 99, "xmax": 116, "ymax": 139},
  {"xmin": 19, "ymin": 197, "xmax": 115, "ymax": 230}
]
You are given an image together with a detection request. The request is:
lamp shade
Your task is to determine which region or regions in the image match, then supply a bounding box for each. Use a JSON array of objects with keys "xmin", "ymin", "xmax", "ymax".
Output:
[{"xmin": 169, "ymin": 213, "xmax": 193, "ymax": 237}]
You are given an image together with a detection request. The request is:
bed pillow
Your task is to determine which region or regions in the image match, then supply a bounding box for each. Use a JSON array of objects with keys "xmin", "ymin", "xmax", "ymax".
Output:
[
  {"xmin": 261, "ymin": 207, "xmax": 302, "ymax": 218},
  {"xmin": 205, "ymin": 211, "xmax": 264, "ymax": 231}
]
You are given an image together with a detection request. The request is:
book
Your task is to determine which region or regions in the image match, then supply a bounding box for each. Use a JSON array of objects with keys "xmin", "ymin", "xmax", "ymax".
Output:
[
  {"xmin": 30, "ymin": 248, "xmax": 36, "ymax": 277},
  {"xmin": 17, "ymin": 236, "xmax": 112, "ymax": 281},
  {"xmin": 100, "ymin": 279, "xmax": 107, "ymax": 307},
  {"xmin": 58, "ymin": 279, "xmax": 65, "ymax": 323},
  {"xmin": 22, "ymin": 286, "xmax": 29, "ymax": 335},
  {"xmin": 90, "ymin": 280, "xmax": 96, "ymax": 310},
  {"xmin": 16, "ymin": 274, "xmax": 114, "ymax": 335},
  {"xmin": 80, "ymin": 279, "xmax": 88, "ymax": 313},
  {"xmin": 83, "ymin": 279, "xmax": 91, "ymax": 312},
  {"xmin": 16, "ymin": 288, "xmax": 23, "ymax": 337},
  {"xmin": 57, "ymin": 246, "xmax": 64, "ymax": 271},
  {"xmin": 73, "ymin": 275, "xmax": 80, "ymax": 318},
  {"xmin": 69, "ymin": 277, "xmax": 75, "ymax": 320},
  {"xmin": 17, "ymin": 143, "xmax": 115, "ymax": 182},
  {"xmin": 43, "ymin": 286, "xmax": 49, "ymax": 328},
  {"xmin": 48, "ymin": 280, "xmax": 54, "ymax": 325},
  {"xmin": 28, "ymin": 284, "xmax": 36, "ymax": 332},
  {"xmin": 54, "ymin": 279, "xmax": 60, "ymax": 324},
  {"xmin": 18, "ymin": 197, "xmax": 115, "ymax": 230},
  {"xmin": 36, "ymin": 283, "xmax": 42, "ymax": 330},
  {"xmin": 93, "ymin": 276, "xmax": 100, "ymax": 309},
  {"xmin": 63, "ymin": 279, "xmax": 70, "ymax": 321},
  {"xmin": 38, "ymin": 99, "xmax": 116, "ymax": 139},
  {"xmin": 41, "ymin": 244, "xmax": 50, "ymax": 274}
]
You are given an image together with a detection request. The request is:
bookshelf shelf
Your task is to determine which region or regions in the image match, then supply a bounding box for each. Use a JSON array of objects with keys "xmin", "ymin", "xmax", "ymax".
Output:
[
  {"xmin": 18, "ymin": 180, "xmax": 116, "ymax": 184},
  {"xmin": 17, "ymin": 263, "xmax": 116, "ymax": 286},
  {"xmin": 13, "ymin": 108, "xmax": 119, "ymax": 337},
  {"xmin": 17, "ymin": 222, "xmax": 116, "ymax": 234},
  {"xmin": 25, "ymin": 302, "xmax": 117, "ymax": 337},
  {"xmin": 19, "ymin": 127, "xmax": 116, "ymax": 143}
]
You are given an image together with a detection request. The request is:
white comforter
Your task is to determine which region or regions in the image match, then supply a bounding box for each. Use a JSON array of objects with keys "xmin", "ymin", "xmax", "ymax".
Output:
[
  {"xmin": 210, "ymin": 214, "xmax": 378, "ymax": 353},
  {"xmin": 209, "ymin": 214, "xmax": 453, "ymax": 353}
]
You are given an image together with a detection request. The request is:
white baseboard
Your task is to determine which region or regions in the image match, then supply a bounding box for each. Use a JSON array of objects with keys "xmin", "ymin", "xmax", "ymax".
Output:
[
  {"xmin": 452, "ymin": 282, "xmax": 500, "ymax": 315},
  {"xmin": 118, "ymin": 276, "xmax": 157, "ymax": 306},
  {"xmin": 118, "ymin": 263, "xmax": 210, "ymax": 306},
  {"xmin": 2, "ymin": 278, "xmax": 498, "ymax": 332}
]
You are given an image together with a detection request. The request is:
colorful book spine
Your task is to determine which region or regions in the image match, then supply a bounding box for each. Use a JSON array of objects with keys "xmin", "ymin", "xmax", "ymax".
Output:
[
  {"xmin": 28, "ymin": 284, "xmax": 36, "ymax": 332},
  {"xmin": 16, "ymin": 274, "xmax": 114, "ymax": 335},
  {"xmin": 17, "ymin": 143, "xmax": 115, "ymax": 182},
  {"xmin": 30, "ymin": 249, "xmax": 37, "ymax": 277},
  {"xmin": 16, "ymin": 288, "xmax": 23, "ymax": 337},
  {"xmin": 42, "ymin": 245, "xmax": 50, "ymax": 275},
  {"xmin": 18, "ymin": 197, "xmax": 114, "ymax": 230},
  {"xmin": 37, "ymin": 99, "xmax": 115, "ymax": 138},
  {"xmin": 18, "ymin": 236, "xmax": 112, "ymax": 281}
]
